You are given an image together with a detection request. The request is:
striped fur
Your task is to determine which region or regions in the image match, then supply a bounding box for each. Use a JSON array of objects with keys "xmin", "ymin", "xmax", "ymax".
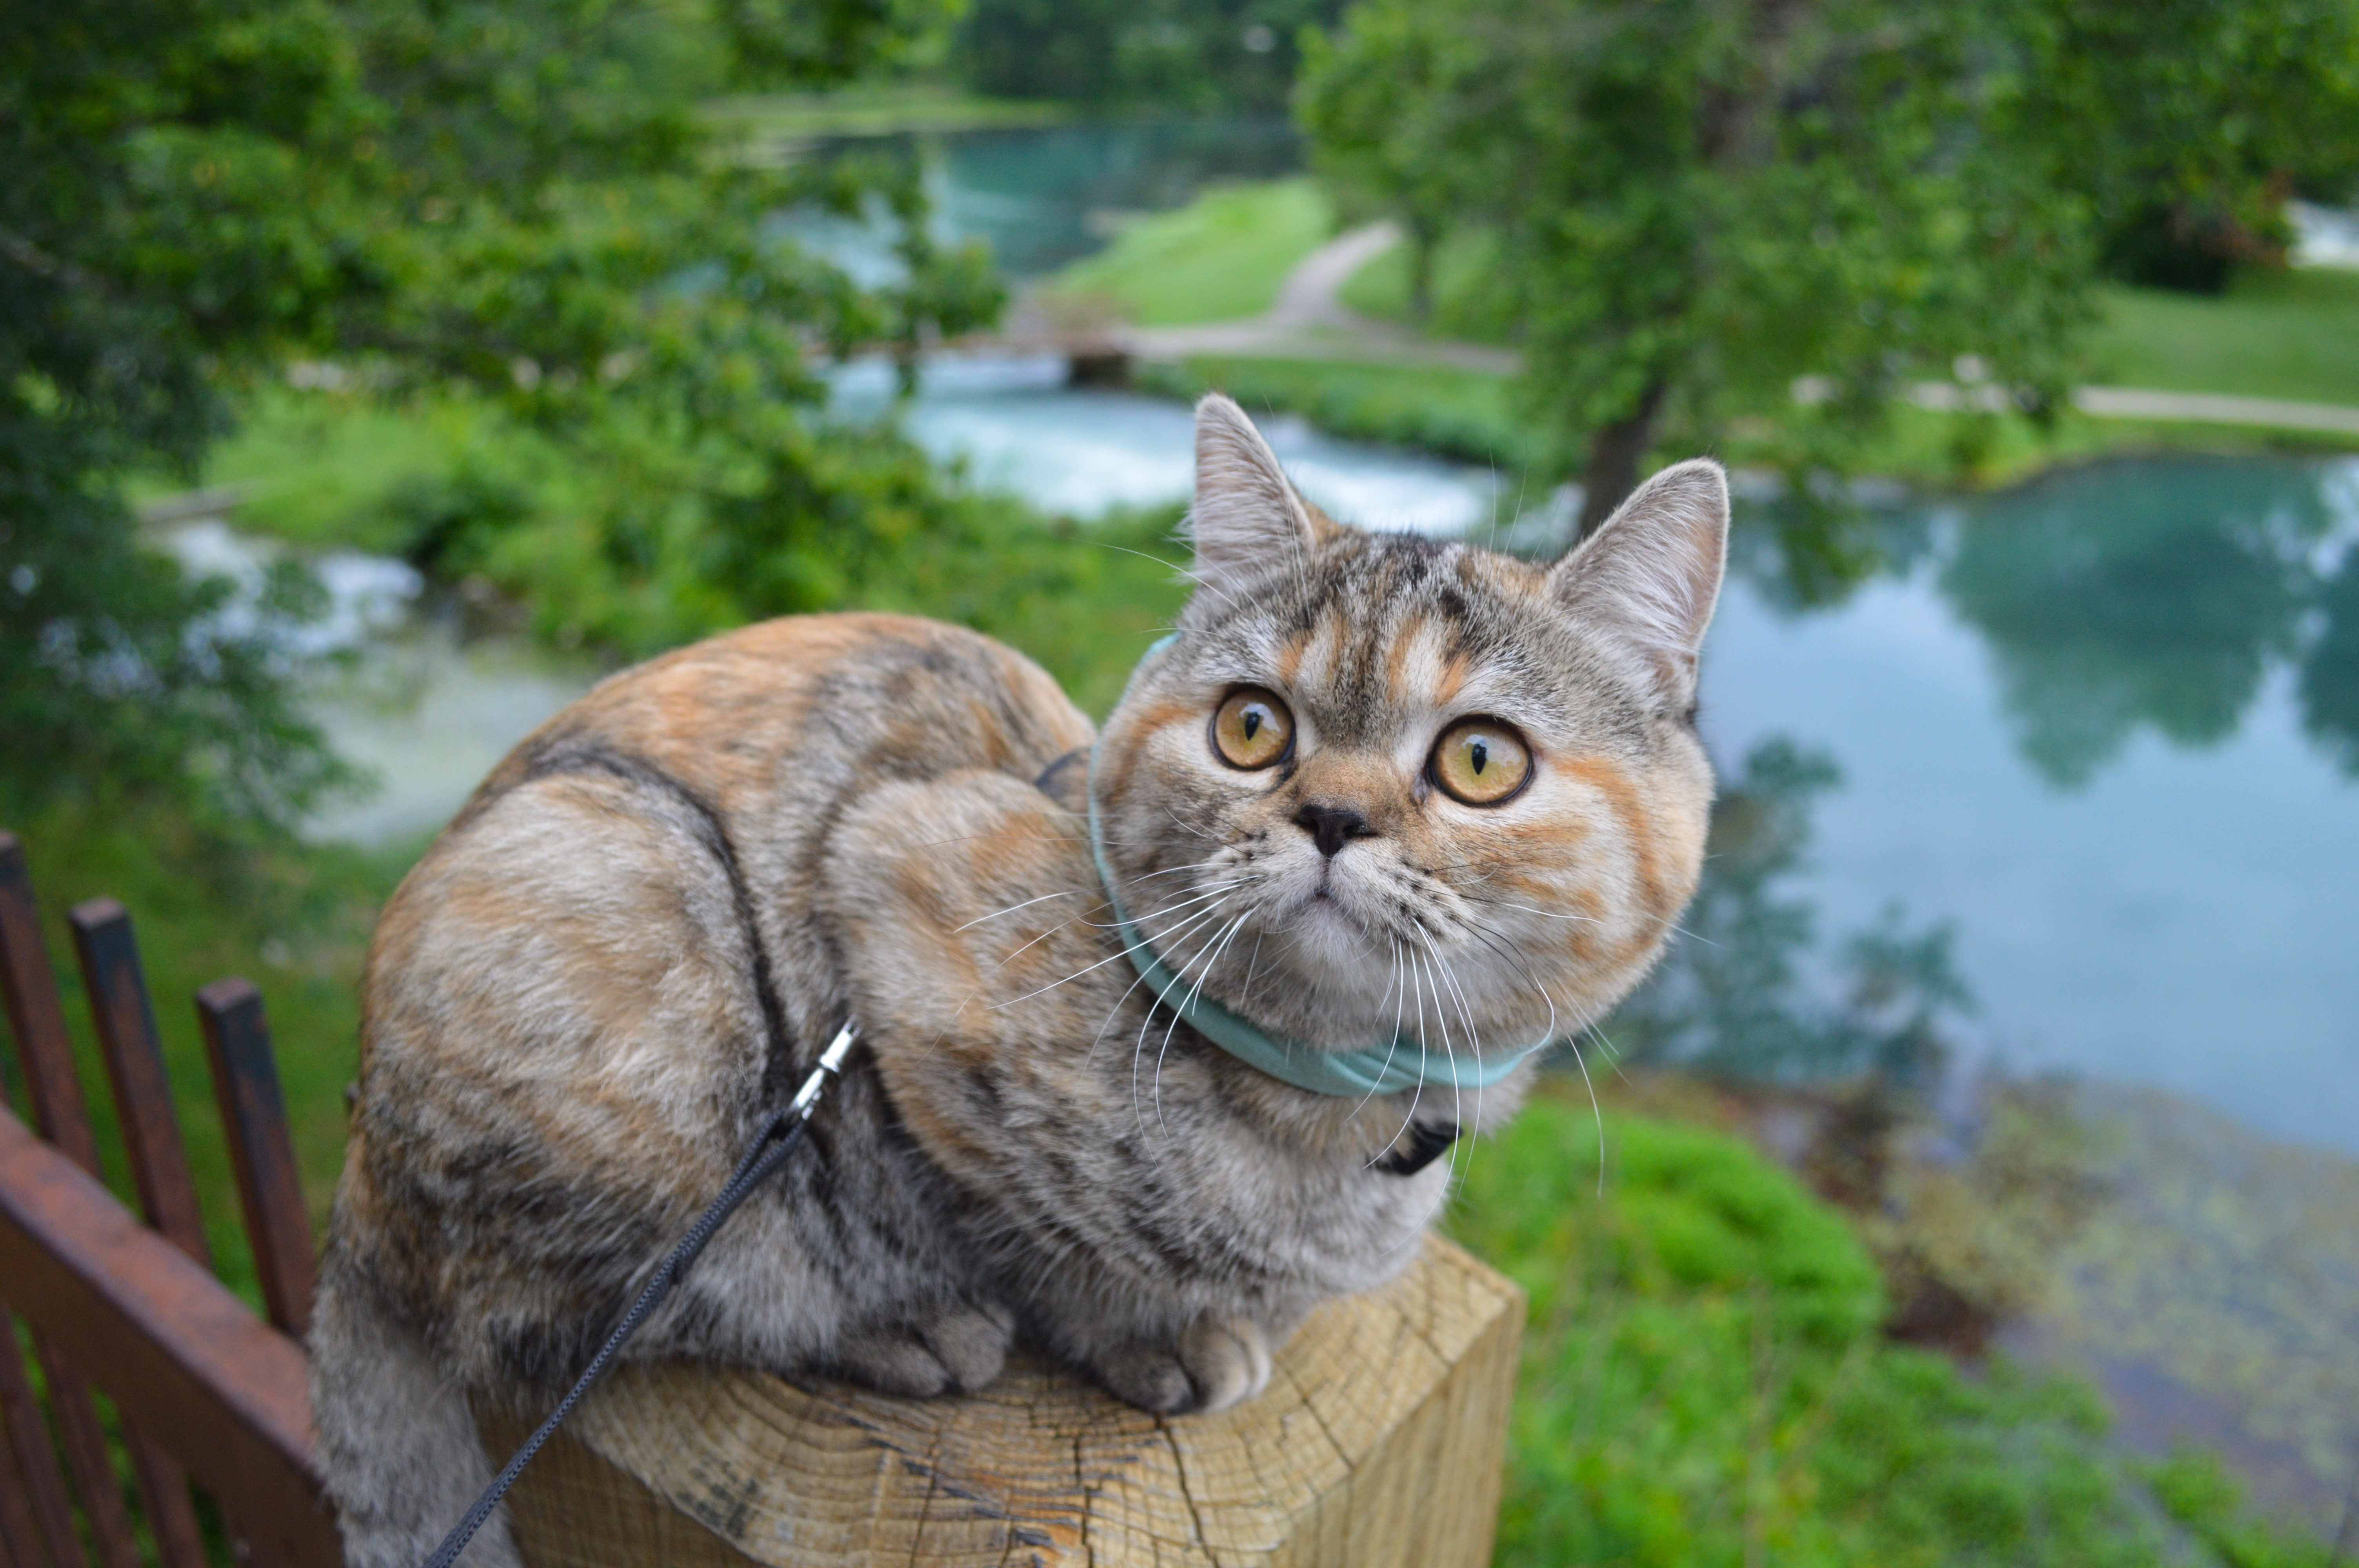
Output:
[{"xmin": 311, "ymin": 396, "xmax": 1725, "ymax": 1566}]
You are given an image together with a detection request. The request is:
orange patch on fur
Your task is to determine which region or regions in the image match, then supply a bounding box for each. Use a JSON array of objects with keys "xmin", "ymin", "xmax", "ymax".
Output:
[{"xmin": 1554, "ymin": 755, "xmax": 1669, "ymax": 962}]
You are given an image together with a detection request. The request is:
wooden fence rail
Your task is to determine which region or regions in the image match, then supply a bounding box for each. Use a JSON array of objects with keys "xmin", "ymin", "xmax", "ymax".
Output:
[{"xmin": 0, "ymin": 831, "xmax": 338, "ymax": 1568}]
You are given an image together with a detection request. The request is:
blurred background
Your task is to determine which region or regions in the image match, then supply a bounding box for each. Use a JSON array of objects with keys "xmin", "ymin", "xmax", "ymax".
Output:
[{"xmin": 4, "ymin": 0, "xmax": 2356, "ymax": 1561}]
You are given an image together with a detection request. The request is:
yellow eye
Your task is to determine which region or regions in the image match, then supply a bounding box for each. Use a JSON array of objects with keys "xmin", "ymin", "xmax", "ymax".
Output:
[
  {"xmin": 1211, "ymin": 687, "xmax": 1294, "ymax": 769},
  {"xmin": 1430, "ymin": 718, "xmax": 1531, "ymax": 805}
]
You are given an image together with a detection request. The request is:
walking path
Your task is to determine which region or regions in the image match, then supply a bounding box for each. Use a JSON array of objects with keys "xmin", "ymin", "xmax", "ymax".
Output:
[{"xmin": 1110, "ymin": 224, "xmax": 2359, "ymax": 438}]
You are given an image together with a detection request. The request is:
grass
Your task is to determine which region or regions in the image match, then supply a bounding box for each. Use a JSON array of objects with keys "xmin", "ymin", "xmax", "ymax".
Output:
[
  {"xmin": 134, "ymin": 383, "xmax": 566, "ymax": 552},
  {"xmin": 1138, "ymin": 355, "xmax": 1547, "ymax": 472},
  {"xmin": 1045, "ymin": 178, "xmax": 1332, "ymax": 326},
  {"xmin": 1452, "ymin": 1089, "xmax": 2337, "ymax": 1567},
  {"xmin": 1336, "ymin": 218, "xmax": 2359, "ymax": 414},
  {"xmin": 2084, "ymin": 269, "xmax": 2359, "ymax": 406},
  {"xmin": 702, "ymin": 81, "xmax": 1070, "ymax": 142}
]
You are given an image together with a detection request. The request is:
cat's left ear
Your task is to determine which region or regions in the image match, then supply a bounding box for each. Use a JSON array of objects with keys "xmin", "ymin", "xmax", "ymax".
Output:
[
  {"xmin": 1548, "ymin": 459, "xmax": 1728, "ymax": 705},
  {"xmin": 1189, "ymin": 393, "xmax": 1323, "ymax": 595}
]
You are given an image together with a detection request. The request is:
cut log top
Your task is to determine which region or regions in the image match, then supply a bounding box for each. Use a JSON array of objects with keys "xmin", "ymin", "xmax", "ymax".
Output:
[{"xmin": 487, "ymin": 1234, "xmax": 1525, "ymax": 1568}]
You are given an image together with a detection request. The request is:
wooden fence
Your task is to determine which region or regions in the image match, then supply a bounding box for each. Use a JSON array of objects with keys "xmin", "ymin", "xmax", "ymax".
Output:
[{"xmin": 0, "ymin": 830, "xmax": 338, "ymax": 1568}]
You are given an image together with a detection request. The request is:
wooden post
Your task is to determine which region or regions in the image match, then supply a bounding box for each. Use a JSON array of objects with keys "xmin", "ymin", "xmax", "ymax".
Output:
[{"xmin": 484, "ymin": 1234, "xmax": 1522, "ymax": 1568}]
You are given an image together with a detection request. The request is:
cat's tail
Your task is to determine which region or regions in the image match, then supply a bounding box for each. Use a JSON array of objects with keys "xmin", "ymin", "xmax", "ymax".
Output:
[{"xmin": 308, "ymin": 1256, "xmax": 522, "ymax": 1568}]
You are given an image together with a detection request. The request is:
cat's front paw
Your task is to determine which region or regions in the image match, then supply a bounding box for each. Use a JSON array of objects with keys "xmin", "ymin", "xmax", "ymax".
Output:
[
  {"xmin": 829, "ymin": 1299, "xmax": 1014, "ymax": 1398},
  {"xmin": 1095, "ymin": 1313, "xmax": 1273, "ymax": 1415}
]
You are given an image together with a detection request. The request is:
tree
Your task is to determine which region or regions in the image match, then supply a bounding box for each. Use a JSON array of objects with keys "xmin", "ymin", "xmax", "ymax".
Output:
[
  {"xmin": 1294, "ymin": 5, "xmax": 1477, "ymax": 323},
  {"xmin": 2009, "ymin": 0, "xmax": 2359, "ymax": 291},
  {"xmin": 1298, "ymin": 0, "xmax": 2095, "ymax": 535},
  {"xmin": 958, "ymin": 0, "xmax": 1345, "ymax": 113},
  {"xmin": 1, "ymin": 0, "xmax": 368, "ymax": 828},
  {"xmin": 1, "ymin": 0, "xmax": 996, "ymax": 825}
]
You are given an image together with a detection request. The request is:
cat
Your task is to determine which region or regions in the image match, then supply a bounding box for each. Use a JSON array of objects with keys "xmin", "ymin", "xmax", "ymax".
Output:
[{"xmin": 309, "ymin": 393, "xmax": 1726, "ymax": 1568}]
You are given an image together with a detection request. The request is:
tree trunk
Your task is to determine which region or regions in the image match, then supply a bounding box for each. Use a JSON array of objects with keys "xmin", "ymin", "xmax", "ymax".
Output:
[
  {"xmin": 1577, "ymin": 378, "xmax": 1669, "ymax": 539},
  {"xmin": 1407, "ymin": 218, "xmax": 1438, "ymax": 327}
]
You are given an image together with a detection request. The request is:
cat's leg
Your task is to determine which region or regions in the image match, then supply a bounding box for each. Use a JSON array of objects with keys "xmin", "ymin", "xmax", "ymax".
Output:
[
  {"xmin": 1094, "ymin": 1313, "xmax": 1275, "ymax": 1414},
  {"xmin": 310, "ymin": 1254, "xmax": 523, "ymax": 1568},
  {"xmin": 825, "ymin": 1297, "xmax": 1017, "ymax": 1396}
]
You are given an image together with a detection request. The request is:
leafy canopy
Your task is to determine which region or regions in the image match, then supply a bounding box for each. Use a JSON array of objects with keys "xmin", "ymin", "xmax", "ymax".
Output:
[
  {"xmin": 1299, "ymin": 0, "xmax": 2359, "ymax": 530},
  {"xmin": 1, "ymin": 0, "xmax": 996, "ymax": 828}
]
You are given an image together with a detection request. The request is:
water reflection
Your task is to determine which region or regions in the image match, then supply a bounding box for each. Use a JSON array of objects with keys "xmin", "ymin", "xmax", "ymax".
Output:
[
  {"xmin": 790, "ymin": 119, "xmax": 1303, "ymax": 283},
  {"xmin": 1608, "ymin": 737, "xmax": 1970, "ymax": 1090},
  {"xmin": 1939, "ymin": 459, "xmax": 2354, "ymax": 788},
  {"xmin": 2300, "ymin": 540, "xmax": 2359, "ymax": 774}
]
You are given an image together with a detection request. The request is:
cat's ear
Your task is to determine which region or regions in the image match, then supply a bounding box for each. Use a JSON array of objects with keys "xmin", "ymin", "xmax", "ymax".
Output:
[
  {"xmin": 1548, "ymin": 459, "xmax": 1728, "ymax": 702},
  {"xmin": 1189, "ymin": 393, "xmax": 1319, "ymax": 595}
]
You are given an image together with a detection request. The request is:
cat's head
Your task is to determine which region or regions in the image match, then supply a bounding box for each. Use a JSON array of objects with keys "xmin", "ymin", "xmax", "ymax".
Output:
[{"xmin": 1091, "ymin": 394, "xmax": 1725, "ymax": 1080}]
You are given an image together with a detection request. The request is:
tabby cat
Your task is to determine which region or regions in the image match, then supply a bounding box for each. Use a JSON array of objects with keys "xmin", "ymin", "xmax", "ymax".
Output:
[{"xmin": 310, "ymin": 394, "xmax": 1727, "ymax": 1567}]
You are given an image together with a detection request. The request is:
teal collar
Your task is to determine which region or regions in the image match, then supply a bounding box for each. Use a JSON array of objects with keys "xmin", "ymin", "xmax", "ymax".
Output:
[{"xmin": 1083, "ymin": 637, "xmax": 1547, "ymax": 1099}]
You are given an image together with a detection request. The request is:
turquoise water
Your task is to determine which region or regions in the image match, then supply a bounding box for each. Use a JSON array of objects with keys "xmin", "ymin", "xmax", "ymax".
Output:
[{"xmin": 1700, "ymin": 459, "xmax": 2359, "ymax": 1155}]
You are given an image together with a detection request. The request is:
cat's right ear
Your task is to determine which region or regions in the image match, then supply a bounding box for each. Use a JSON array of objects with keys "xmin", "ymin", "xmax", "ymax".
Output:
[
  {"xmin": 1189, "ymin": 393, "xmax": 1320, "ymax": 596},
  {"xmin": 1548, "ymin": 459, "xmax": 1729, "ymax": 705}
]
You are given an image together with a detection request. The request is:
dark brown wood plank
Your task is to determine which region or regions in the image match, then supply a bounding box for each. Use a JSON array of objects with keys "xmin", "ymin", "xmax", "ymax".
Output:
[
  {"xmin": 0, "ymin": 1104, "xmax": 338, "ymax": 1568},
  {"xmin": 194, "ymin": 982, "xmax": 315, "ymax": 1341},
  {"xmin": 0, "ymin": 1297, "xmax": 76, "ymax": 1568},
  {"xmin": 69, "ymin": 902, "xmax": 210, "ymax": 1265},
  {"xmin": 67, "ymin": 900, "xmax": 216, "ymax": 1568},
  {"xmin": 0, "ymin": 837, "xmax": 97, "ymax": 1171},
  {"xmin": 0, "ymin": 838, "xmax": 149, "ymax": 1568}
]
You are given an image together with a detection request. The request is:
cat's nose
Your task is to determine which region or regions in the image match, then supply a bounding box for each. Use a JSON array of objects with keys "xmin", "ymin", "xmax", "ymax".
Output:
[{"xmin": 1292, "ymin": 802, "xmax": 1373, "ymax": 858}]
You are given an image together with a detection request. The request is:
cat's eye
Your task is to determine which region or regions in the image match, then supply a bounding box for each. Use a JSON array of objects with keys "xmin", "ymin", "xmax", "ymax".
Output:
[
  {"xmin": 1430, "ymin": 718, "xmax": 1532, "ymax": 805},
  {"xmin": 1211, "ymin": 687, "xmax": 1294, "ymax": 769}
]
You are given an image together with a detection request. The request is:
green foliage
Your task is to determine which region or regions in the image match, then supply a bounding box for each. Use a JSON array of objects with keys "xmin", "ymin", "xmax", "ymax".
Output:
[
  {"xmin": 1049, "ymin": 180, "xmax": 1333, "ymax": 326},
  {"xmin": 1, "ymin": 0, "xmax": 364, "ymax": 829},
  {"xmin": 1453, "ymin": 1099, "xmax": 2214, "ymax": 1566},
  {"xmin": 956, "ymin": 0, "xmax": 1343, "ymax": 112},
  {"xmin": 2007, "ymin": 0, "xmax": 2359, "ymax": 291},
  {"xmin": 1292, "ymin": 3, "xmax": 1479, "ymax": 320},
  {"xmin": 1298, "ymin": 0, "xmax": 2099, "ymax": 521},
  {"xmin": 1334, "ymin": 227, "xmax": 1518, "ymax": 344},
  {"xmin": 2, "ymin": 0, "xmax": 999, "ymax": 832},
  {"xmin": 2148, "ymin": 1448, "xmax": 2343, "ymax": 1568}
]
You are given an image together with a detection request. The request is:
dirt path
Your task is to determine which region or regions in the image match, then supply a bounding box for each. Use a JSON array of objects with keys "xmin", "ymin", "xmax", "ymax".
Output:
[{"xmin": 1105, "ymin": 226, "xmax": 2359, "ymax": 437}]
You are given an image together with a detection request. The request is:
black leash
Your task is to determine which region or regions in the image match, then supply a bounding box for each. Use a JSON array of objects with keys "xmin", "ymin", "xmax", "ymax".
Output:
[{"xmin": 420, "ymin": 1021, "xmax": 859, "ymax": 1568}]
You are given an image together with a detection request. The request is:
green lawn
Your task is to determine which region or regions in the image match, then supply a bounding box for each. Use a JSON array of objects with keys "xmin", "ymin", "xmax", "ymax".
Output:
[
  {"xmin": 1140, "ymin": 354, "xmax": 1544, "ymax": 472},
  {"xmin": 1046, "ymin": 178, "xmax": 1333, "ymax": 326},
  {"xmin": 702, "ymin": 82, "xmax": 1068, "ymax": 141},
  {"xmin": 135, "ymin": 384, "xmax": 567, "ymax": 552},
  {"xmin": 1336, "ymin": 225, "xmax": 1521, "ymax": 346},
  {"xmin": 1330, "ymin": 200, "xmax": 2359, "ymax": 411},
  {"xmin": 2085, "ymin": 270, "xmax": 2359, "ymax": 406}
]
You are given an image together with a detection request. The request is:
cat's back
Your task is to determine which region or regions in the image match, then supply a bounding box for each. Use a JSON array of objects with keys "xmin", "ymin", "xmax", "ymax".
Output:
[{"xmin": 351, "ymin": 614, "xmax": 1092, "ymax": 1212}]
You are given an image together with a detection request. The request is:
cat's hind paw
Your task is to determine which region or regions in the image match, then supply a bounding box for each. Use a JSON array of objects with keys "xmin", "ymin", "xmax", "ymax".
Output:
[
  {"xmin": 829, "ymin": 1299, "xmax": 1014, "ymax": 1398},
  {"xmin": 1096, "ymin": 1313, "xmax": 1273, "ymax": 1415}
]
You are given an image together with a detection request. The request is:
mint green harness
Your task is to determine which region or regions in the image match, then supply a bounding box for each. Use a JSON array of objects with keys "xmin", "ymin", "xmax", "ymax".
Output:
[{"xmin": 1084, "ymin": 636, "xmax": 1549, "ymax": 1098}]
